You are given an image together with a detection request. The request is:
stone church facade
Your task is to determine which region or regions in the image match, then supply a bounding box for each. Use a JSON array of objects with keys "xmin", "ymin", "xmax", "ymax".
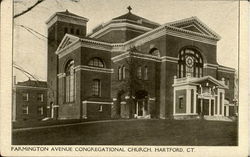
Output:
[{"xmin": 46, "ymin": 8, "xmax": 236, "ymax": 120}]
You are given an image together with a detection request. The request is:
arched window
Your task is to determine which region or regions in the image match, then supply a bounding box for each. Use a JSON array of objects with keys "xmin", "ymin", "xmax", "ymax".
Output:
[
  {"xmin": 177, "ymin": 48, "xmax": 203, "ymax": 78},
  {"xmin": 137, "ymin": 66, "xmax": 142, "ymax": 79},
  {"xmin": 118, "ymin": 66, "xmax": 122, "ymax": 80},
  {"xmin": 88, "ymin": 57, "xmax": 104, "ymax": 68},
  {"xmin": 149, "ymin": 48, "xmax": 160, "ymax": 57},
  {"xmin": 122, "ymin": 66, "xmax": 126, "ymax": 80},
  {"xmin": 65, "ymin": 60, "xmax": 75, "ymax": 102},
  {"xmin": 64, "ymin": 27, "xmax": 68, "ymax": 34},
  {"xmin": 144, "ymin": 66, "xmax": 148, "ymax": 80},
  {"xmin": 92, "ymin": 79, "xmax": 101, "ymax": 96},
  {"xmin": 70, "ymin": 28, "xmax": 74, "ymax": 34}
]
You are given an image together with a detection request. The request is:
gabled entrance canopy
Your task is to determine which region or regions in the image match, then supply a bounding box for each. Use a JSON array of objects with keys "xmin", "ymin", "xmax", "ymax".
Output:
[{"xmin": 173, "ymin": 75, "xmax": 228, "ymax": 89}]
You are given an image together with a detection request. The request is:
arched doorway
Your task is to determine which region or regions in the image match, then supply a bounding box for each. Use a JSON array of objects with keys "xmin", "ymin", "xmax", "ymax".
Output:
[{"xmin": 135, "ymin": 90, "xmax": 150, "ymax": 118}]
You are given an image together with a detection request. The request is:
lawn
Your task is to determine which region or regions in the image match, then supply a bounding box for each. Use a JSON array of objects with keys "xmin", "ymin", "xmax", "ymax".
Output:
[{"xmin": 12, "ymin": 119, "xmax": 237, "ymax": 146}]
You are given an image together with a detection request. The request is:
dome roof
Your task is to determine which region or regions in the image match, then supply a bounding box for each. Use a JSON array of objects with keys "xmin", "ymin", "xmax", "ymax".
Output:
[{"xmin": 112, "ymin": 11, "xmax": 160, "ymax": 29}]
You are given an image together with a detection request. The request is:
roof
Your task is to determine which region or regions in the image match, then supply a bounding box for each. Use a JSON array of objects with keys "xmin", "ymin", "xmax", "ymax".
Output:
[
  {"xmin": 189, "ymin": 76, "xmax": 228, "ymax": 89},
  {"xmin": 90, "ymin": 10, "xmax": 160, "ymax": 35},
  {"xmin": 112, "ymin": 12, "xmax": 160, "ymax": 27},
  {"xmin": 16, "ymin": 79, "xmax": 47, "ymax": 88},
  {"xmin": 46, "ymin": 9, "xmax": 89, "ymax": 25},
  {"xmin": 57, "ymin": 9, "xmax": 84, "ymax": 19}
]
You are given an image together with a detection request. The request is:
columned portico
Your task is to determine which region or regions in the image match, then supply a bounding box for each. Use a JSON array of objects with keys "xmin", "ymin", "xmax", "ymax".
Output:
[{"xmin": 173, "ymin": 75, "xmax": 227, "ymax": 118}]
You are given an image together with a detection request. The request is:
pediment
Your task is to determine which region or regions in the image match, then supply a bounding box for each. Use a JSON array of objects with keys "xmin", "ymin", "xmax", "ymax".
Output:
[
  {"xmin": 56, "ymin": 34, "xmax": 79, "ymax": 52},
  {"xmin": 167, "ymin": 17, "xmax": 221, "ymax": 40},
  {"xmin": 189, "ymin": 76, "xmax": 227, "ymax": 89}
]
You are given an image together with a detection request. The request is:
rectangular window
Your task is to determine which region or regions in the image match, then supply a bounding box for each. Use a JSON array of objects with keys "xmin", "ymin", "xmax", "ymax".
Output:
[
  {"xmin": 38, "ymin": 106, "xmax": 44, "ymax": 115},
  {"xmin": 76, "ymin": 29, "xmax": 80, "ymax": 35},
  {"xmin": 64, "ymin": 27, "xmax": 68, "ymax": 34},
  {"xmin": 65, "ymin": 76, "xmax": 70, "ymax": 102},
  {"xmin": 22, "ymin": 105, "xmax": 28, "ymax": 115},
  {"xmin": 70, "ymin": 28, "xmax": 74, "ymax": 34},
  {"xmin": 69, "ymin": 74, "xmax": 75, "ymax": 102},
  {"xmin": 37, "ymin": 93, "xmax": 44, "ymax": 102},
  {"xmin": 179, "ymin": 96, "xmax": 184, "ymax": 109},
  {"xmin": 144, "ymin": 66, "xmax": 148, "ymax": 80},
  {"xmin": 22, "ymin": 93, "xmax": 28, "ymax": 101},
  {"xmin": 92, "ymin": 80, "xmax": 101, "ymax": 96}
]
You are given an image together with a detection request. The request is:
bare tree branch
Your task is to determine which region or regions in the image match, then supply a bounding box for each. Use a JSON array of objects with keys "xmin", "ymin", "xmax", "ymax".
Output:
[{"xmin": 14, "ymin": 0, "xmax": 45, "ymax": 18}]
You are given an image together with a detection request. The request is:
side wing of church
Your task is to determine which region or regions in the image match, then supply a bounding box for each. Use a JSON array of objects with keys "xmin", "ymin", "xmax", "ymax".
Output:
[{"xmin": 46, "ymin": 8, "xmax": 237, "ymax": 120}]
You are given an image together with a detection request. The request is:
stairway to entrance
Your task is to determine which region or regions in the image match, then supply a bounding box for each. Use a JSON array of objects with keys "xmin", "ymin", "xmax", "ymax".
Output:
[{"xmin": 204, "ymin": 116, "xmax": 234, "ymax": 122}]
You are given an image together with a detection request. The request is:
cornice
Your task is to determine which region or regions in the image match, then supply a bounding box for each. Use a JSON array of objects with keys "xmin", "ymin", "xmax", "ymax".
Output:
[
  {"xmin": 89, "ymin": 22, "xmax": 152, "ymax": 38},
  {"xmin": 74, "ymin": 65, "xmax": 114, "ymax": 73},
  {"xmin": 46, "ymin": 12, "xmax": 88, "ymax": 28},
  {"xmin": 14, "ymin": 85, "xmax": 48, "ymax": 90},
  {"xmin": 82, "ymin": 100, "xmax": 113, "ymax": 105}
]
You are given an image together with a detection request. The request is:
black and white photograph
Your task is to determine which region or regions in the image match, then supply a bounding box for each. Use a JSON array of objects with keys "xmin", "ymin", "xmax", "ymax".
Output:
[{"xmin": 0, "ymin": 0, "xmax": 249, "ymax": 156}]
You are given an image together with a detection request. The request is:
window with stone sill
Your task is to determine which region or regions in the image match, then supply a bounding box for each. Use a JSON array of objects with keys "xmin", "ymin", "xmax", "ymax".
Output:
[
  {"xmin": 22, "ymin": 105, "xmax": 29, "ymax": 115},
  {"xmin": 38, "ymin": 106, "xmax": 43, "ymax": 115},
  {"xmin": 22, "ymin": 93, "xmax": 28, "ymax": 101},
  {"xmin": 179, "ymin": 96, "xmax": 184, "ymax": 109},
  {"xmin": 37, "ymin": 93, "xmax": 44, "ymax": 102},
  {"xmin": 92, "ymin": 79, "xmax": 101, "ymax": 97}
]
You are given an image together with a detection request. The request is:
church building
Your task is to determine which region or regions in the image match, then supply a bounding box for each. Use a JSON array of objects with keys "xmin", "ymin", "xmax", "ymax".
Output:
[{"xmin": 46, "ymin": 7, "xmax": 236, "ymax": 120}]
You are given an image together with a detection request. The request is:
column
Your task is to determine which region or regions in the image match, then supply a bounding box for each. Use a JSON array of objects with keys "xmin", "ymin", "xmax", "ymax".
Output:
[
  {"xmin": 200, "ymin": 99, "xmax": 203, "ymax": 115},
  {"xmin": 186, "ymin": 88, "xmax": 191, "ymax": 114},
  {"xmin": 217, "ymin": 92, "xmax": 220, "ymax": 116},
  {"xmin": 194, "ymin": 89, "xmax": 197, "ymax": 114},
  {"xmin": 136, "ymin": 101, "xmax": 138, "ymax": 116},
  {"xmin": 222, "ymin": 91, "xmax": 225, "ymax": 116},
  {"xmin": 209, "ymin": 99, "xmax": 211, "ymax": 116},
  {"xmin": 147, "ymin": 99, "xmax": 150, "ymax": 116},
  {"xmin": 82, "ymin": 101, "xmax": 87, "ymax": 119},
  {"xmin": 143, "ymin": 100, "xmax": 146, "ymax": 117},
  {"xmin": 173, "ymin": 89, "xmax": 176, "ymax": 115}
]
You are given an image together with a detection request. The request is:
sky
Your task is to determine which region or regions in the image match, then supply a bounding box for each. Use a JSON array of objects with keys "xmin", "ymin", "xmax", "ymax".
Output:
[{"xmin": 13, "ymin": 0, "xmax": 239, "ymax": 82}]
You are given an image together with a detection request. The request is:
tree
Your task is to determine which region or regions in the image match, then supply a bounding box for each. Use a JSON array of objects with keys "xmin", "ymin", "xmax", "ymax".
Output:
[
  {"xmin": 113, "ymin": 46, "xmax": 144, "ymax": 118},
  {"xmin": 14, "ymin": 0, "xmax": 45, "ymax": 18}
]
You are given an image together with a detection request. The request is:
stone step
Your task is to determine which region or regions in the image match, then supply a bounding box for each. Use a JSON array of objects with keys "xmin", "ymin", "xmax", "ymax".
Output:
[{"xmin": 204, "ymin": 116, "xmax": 234, "ymax": 122}]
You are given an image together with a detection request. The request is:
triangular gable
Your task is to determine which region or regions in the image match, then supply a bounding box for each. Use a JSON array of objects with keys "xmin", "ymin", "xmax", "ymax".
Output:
[
  {"xmin": 167, "ymin": 16, "xmax": 221, "ymax": 40},
  {"xmin": 189, "ymin": 76, "xmax": 227, "ymax": 89},
  {"xmin": 56, "ymin": 34, "xmax": 79, "ymax": 53}
]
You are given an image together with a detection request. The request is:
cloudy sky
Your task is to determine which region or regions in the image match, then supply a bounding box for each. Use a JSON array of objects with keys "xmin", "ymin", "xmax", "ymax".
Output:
[{"xmin": 13, "ymin": 0, "xmax": 239, "ymax": 82}]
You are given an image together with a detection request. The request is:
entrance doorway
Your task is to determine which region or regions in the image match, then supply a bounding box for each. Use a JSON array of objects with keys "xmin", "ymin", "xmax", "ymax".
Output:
[
  {"xmin": 203, "ymin": 99, "xmax": 209, "ymax": 115},
  {"xmin": 137, "ymin": 100, "xmax": 143, "ymax": 116},
  {"xmin": 135, "ymin": 90, "xmax": 149, "ymax": 118}
]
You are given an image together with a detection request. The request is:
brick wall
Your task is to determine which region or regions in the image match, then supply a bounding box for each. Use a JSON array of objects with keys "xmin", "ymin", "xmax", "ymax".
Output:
[
  {"xmin": 15, "ymin": 87, "xmax": 47, "ymax": 121},
  {"xmin": 175, "ymin": 90, "xmax": 186, "ymax": 114}
]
